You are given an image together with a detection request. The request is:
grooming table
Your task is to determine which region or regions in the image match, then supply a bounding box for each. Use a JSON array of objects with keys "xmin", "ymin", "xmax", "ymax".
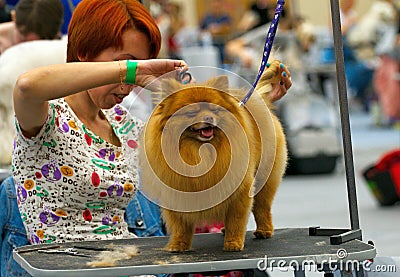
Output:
[{"xmin": 13, "ymin": 228, "xmax": 376, "ymax": 277}]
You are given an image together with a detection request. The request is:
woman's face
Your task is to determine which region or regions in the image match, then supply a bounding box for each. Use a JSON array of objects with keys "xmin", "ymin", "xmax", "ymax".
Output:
[{"xmin": 86, "ymin": 29, "xmax": 151, "ymax": 110}]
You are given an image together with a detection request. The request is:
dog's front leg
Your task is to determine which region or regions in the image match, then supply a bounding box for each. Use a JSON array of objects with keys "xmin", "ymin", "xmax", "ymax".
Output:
[
  {"xmin": 164, "ymin": 210, "xmax": 194, "ymax": 252},
  {"xmin": 223, "ymin": 199, "xmax": 252, "ymax": 251}
]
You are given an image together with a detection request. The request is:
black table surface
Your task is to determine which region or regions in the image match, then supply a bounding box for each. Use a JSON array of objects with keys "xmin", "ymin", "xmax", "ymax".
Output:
[{"xmin": 14, "ymin": 228, "xmax": 376, "ymax": 277}]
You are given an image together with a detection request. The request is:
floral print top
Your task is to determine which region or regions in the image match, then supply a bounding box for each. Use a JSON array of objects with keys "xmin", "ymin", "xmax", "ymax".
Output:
[{"xmin": 12, "ymin": 98, "xmax": 143, "ymax": 244}]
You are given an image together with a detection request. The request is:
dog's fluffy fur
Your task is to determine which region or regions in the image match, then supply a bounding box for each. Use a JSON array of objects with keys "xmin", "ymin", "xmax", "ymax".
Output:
[
  {"xmin": 86, "ymin": 245, "xmax": 139, "ymax": 268},
  {"xmin": 139, "ymin": 61, "xmax": 287, "ymax": 252}
]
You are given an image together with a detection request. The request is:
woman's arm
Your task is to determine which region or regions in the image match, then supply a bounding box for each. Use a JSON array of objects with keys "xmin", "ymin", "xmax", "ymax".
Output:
[
  {"xmin": 13, "ymin": 61, "xmax": 122, "ymax": 137},
  {"xmin": 13, "ymin": 59, "xmax": 188, "ymax": 137}
]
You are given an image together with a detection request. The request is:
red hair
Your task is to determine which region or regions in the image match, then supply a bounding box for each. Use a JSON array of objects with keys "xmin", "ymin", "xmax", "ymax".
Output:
[{"xmin": 67, "ymin": 0, "xmax": 161, "ymax": 62}]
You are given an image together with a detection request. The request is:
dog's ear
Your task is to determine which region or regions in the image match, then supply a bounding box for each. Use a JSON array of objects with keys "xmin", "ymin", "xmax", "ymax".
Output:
[
  {"xmin": 161, "ymin": 78, "xmax": 183, "ymax": 96},
  {"xmin": 151, "ymin": 78, "xmax": 183, "ymax": 107},
  {"xmin": 206, "ymin": 75, "xmax": 229, "ymax": 92}
]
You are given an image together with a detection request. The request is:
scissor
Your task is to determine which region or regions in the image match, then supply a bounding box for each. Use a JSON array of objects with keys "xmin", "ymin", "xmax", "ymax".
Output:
[{"xmin": 38, "ymin": 247, "xmax": 91, "ymax": 258}]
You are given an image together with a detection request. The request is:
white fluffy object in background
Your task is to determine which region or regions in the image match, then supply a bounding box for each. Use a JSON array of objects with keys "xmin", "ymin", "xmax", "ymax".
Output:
[
  {"xmin": 347, "ymin": 0, "xmax": 397, "ymax": 48},
  {"xmin": 0, "ymin": 38, "xmax": 67, "ymax": 166}
]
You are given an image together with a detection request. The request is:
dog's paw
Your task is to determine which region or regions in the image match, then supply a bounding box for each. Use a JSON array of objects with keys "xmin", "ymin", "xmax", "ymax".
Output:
[
  {"xmin": 253, "ymin": 229, "xmax": 273, "ymax": 239},
  {"xmin": 223, "ymin": 241, "xmax": 244, "ymax": 251},
  {"xmin": 165, "ymin": 242, "xmax": 191, "ymax": 252}
]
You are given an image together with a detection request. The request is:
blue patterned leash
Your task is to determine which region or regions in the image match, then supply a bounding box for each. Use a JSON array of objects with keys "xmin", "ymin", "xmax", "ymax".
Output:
[{"xmin": 239, "ymin": 0, "xmax": 285, "ymax": 106}]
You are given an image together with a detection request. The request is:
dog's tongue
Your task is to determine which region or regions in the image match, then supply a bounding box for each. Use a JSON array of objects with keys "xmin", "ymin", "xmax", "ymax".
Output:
[{"xmin": 201, "ymin": 127, "xmax": 213, "ymax": 138}]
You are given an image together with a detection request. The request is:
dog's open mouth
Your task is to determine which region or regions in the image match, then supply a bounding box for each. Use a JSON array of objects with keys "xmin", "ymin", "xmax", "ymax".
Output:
[{"xmin": 190, "ymin": 124, "xmax": 215, "ymax": 141}]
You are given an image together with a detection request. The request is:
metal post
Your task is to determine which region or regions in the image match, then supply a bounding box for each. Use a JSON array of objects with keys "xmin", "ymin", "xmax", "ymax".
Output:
[{"xmin": 329, "ymin": 0, "xmax": 361, "ymax": 232}]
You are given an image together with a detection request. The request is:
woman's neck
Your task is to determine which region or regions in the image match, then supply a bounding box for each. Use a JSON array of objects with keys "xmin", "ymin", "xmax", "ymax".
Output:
[
  {"xmin": 64, "ymin": 91, "xmax": 102, "ymax": 123},
  {"xmin": 64, "ymin": 92, "xmax": 120, "ymax": 147}
]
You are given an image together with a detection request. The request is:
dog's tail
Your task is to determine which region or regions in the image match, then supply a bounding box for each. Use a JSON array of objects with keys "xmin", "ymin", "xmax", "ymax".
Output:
[{"xmin": 254, "ymin": 60, "xmax": 282, "ymax": 107}]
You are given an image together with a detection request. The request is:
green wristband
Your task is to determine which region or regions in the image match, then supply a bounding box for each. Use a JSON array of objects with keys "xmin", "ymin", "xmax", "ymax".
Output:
[{"xmin": 126, "ymin": 60, "xmax": 137, "ymax": 84}]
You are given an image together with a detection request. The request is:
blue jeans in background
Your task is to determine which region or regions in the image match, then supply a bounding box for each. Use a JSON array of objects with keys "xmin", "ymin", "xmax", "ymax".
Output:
[{"xmin": 0, "ymin": 176, "xmax": 30, "ymax": 277}]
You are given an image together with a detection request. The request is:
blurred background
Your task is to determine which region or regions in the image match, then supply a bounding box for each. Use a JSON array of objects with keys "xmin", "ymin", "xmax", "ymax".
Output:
[{"xmin": 143, "ymin": 0, "xmax": 383, "ymax": 35}]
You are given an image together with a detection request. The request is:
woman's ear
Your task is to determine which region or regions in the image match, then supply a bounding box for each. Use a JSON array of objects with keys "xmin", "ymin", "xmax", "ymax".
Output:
[{"xmin": 77, "ymin": 55, "xmax": 87, "ymax": 62}]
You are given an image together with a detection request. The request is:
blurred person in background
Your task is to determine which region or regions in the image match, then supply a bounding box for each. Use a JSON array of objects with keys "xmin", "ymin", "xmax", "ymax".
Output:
[
  {"xmin": 346, "ymin": 0, "xmax": 397, "ymax": 59},
  {"xmin": 372, "ymin": 0, "xmax": 400, "ymax": 127},
  {"xmin": 237, "ymin": 0, "xmax": 288, "ymax": 32},
  {"xmin": 0, "ymin": 0, "xmax": 64, "ymax": 54},
  {"xmin": 60, "ymin": 0, "xmax": 81, "ymax": 35},
  {"xmin": 225, "ymin": 15, "xmax": 308, "ymax": 75},
  {"xmin": 1, "ymin": 0, "xmax": 77, "ymax": 36},
  {"xmin": 0, "ymin": 0, "xmax": 64, "ymax": 167},
  {"xmin": 149, "ymin": 0, "xmax": 170, "ymax": 58},
  {"xmin": 0, "ymin": 0, "xmax": 11, "ymax": 23},
  {"xmin": 339, "ymin": 0, "xmax": 358, "ymax": 36},
  {"xmin": 4, "ymin": 0, "xmax": 17, "ymax": 7},
  {"xmin": 164, "ymin": 1, "xmax": 185, "ymax": 59},
  {"xmin": 199, "ymin": 0, "xmax": 232, "ymax": 66},
  {"xmin": 330, "ymin": 0, "xmax": 375, "ymax": 111}
]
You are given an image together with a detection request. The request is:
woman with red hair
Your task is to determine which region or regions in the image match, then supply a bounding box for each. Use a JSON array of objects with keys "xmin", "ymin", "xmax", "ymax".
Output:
[
  {"xmin": 1, "ymin": 2, "xmax": 187, "ymax": 275},
  {"xmin": 1, "ymin": 0, "xmax": 292, "ymax": 275}
]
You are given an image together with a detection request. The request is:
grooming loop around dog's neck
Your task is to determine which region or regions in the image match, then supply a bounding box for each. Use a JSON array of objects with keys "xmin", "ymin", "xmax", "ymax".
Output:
[
  {"xmin": 178, "ymin": 70, "xmax": 192, "ymax": 84},
  {"xmin": 238, "ymin": 0, "xmax": 285, "ymax": 107}
]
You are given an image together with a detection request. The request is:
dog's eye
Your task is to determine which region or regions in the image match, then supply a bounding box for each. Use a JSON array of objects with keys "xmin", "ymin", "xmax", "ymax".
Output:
[
  {"xmin": 186, "ymin": 111, "xmax": 198, "ymax": 117},
  {"xmin": 211, "ymin": 107, "xmax": 222, "ymax": 114},
  {"xmin": 209, "ymin": 103, "xmax": 223, "ymax": 114}
]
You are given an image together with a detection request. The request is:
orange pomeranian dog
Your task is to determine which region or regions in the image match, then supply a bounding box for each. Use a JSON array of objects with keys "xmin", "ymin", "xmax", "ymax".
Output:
[{"xmin": 139, "ymin": 60, "xmax": 287, "ymax": 252}]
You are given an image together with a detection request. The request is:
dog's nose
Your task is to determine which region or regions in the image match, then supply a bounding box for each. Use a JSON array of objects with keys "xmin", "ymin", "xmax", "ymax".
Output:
[{"xmin": 203, "ymin": 116, "xmax": 214, "ymax": 124}]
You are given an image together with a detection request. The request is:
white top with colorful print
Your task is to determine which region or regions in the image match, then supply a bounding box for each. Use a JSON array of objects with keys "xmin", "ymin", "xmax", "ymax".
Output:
[{"xmin": 12, "ymin": 98, "xmax": 143, "ymax": 244}]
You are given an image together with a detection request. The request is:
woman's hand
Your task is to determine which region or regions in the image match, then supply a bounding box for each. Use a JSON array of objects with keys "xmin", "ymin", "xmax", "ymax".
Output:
[
  {"xmin": 269, "ymin": 63, "xmax": 292, "ymax": 103},
  {"xmin": 135, "ymin": 59, "xmax": 189, "ymax": 90}
]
